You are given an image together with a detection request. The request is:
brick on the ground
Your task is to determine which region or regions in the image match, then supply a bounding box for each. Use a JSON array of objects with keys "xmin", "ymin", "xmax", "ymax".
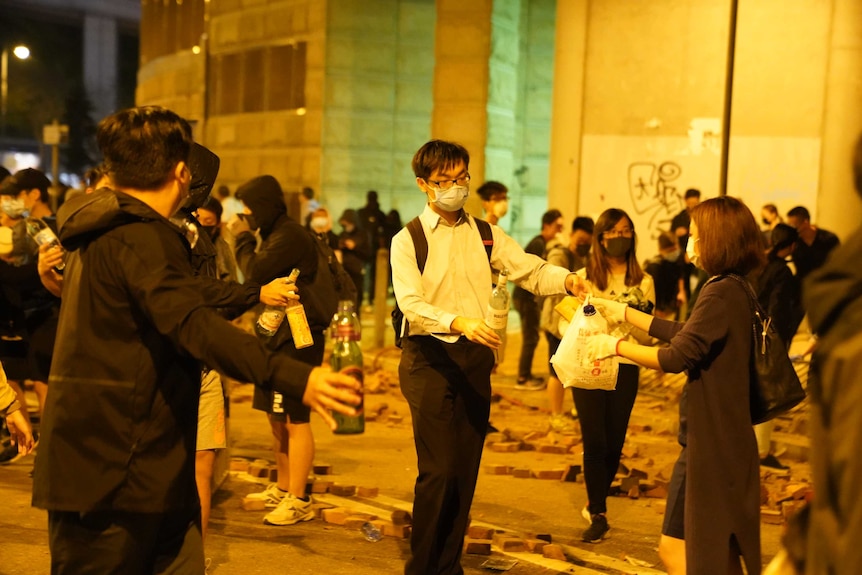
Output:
[
  {"xmin": 312, "ymin": 464, "xmax": 333, "ymax": 475},
  {"xmin": 543, "ymin": 544, "xmax": 567, "ymax": 561},
  {"xmin": 391, "ymin": 509, "xmax": 413, "ymax": 525},
  {"xmin": 467, "ymin": 525, "xmax": 494, "ymax": 540},
  {"xmin": 330, "ymin": 484, "xmax": 356, "ymax": 497},
  {"xmin": 267, "ymin": 465, "xmax": 278, "ymax": 482},
  {"xmin": 490, "ymin": 441, "xmax": 522, "ymax": 453},
  {"xmin": 311, "ymin": 480, "xmax": 333, "ymax": 494},
  {"xmin": 532, "ymin": 469, "xmax": 565, "ymax": 480},
  {"xmin": 463, "ymin": 538, "xmax": 492, "ymax": 555},
  {"xmin": 357, "ymin": 486, "xmax": 379, "ymax": 498},
  {"xmin": 561, "ymin": 464, "xmax": 582, "ymax": 482},
  {"xmin": 321, "ymin": 507, "xmax": 350, "ymax": 525},
  {"xmin": 496, "ymin": 537, "xmax": 526, "ymax": 553},
  {"xmin": 525, "ymin": 538, "xmax": 548, "ymax": 553},
  {"xmin": 247, "ymin": 462, "xmax": 269, "ymax": 478},
  {"xmin": 512, "ymin": 468, "xmax": 532, "ymax": 479},
  {"xmin": 229, "ymin": 458, "xmax": 249, "ymax": 472},
  {"xmin": 761, "ymin": 508, "xmax": 784, "ymax": 525},
  {"xmin": 382, "ymin": 521, "xmax": 411, "ymax": 538},
  {"xmin": 537, "ymin": 444, "xmax": 569, "ymax": 455},
  {"xmin": 241, "ymin": 497, "xmax": 266, "ymax": 511},
  {"xmin": 484, "ymin": 464, "xmax": 511, "ymax": 475}
]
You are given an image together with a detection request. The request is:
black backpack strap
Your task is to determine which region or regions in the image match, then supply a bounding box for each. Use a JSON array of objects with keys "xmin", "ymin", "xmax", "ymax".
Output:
[
  {"xmin": 406, "ymin": 217, "xmax": 428, "ymax": 273},
  {"xmin": 475, "ymin": 218, "xmax": 493, "ymax": 263}
]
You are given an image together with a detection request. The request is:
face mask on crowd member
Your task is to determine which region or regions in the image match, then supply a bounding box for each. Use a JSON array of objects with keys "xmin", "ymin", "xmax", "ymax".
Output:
[
  {"xmin": 492, "ymin": 199, "xmax": 509, "ymax": 219},
  {"xmin": 311, "ymin": 216, "xmax": 329, "ymax": 232},
  {"xmin": 686, "ymin": 231, "xmax": 701, "ymax": 268},
  {"xmin": 1, "ymin": 196, "xmax": 27, "ymax": 219}
]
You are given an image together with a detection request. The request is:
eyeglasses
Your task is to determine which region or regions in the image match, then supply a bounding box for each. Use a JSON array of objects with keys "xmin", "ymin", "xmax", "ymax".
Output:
[
  {"xmin": 426, "ymin": 173, "xmax": 471, "ymax": 190},
  {"xmin": 603, "ymin": 228, "xmax": 633, "ymax": 239}
]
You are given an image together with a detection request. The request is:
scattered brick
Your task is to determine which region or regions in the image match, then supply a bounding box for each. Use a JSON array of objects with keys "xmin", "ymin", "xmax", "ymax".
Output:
[
  {"xmin": 490, "ymin": 442, "xmax": 522, "ymax": 453},
  {"xmin": 561, "ymin": 464, "xmax": 582, "ymax": 482},
  {"xmin": 357, "ymin": 486, "xmax": 379, "ymax": 498},
  {"xmin": 467, "ymin": 525, "xmax": 494, "ymax": 540},
  {"xmin": 644, "ymin": 484, "xmax": 669, "ymax": 499},
  {"xmin": 512, "ymin": 468, "xmax": 532, "ymax": 478},
  {"xmin": 229, "ymin": 458, "xmax": 249, "ymax": 472},
  {"xmin": 537, "ymin": 444, "xmax": 569, "ymax": 455},
  {"xmin": 523, "ymin": 431, "xmax": 546, "ymax": 442},
  {"xmin": 620, "ymin": 476, "xmax": 640, "ymax": 493},
  {"xmin": 267, "ymin": 465, "xmax": 278, "ymax": 483},
  {"xmin": 484, "ymin": 432, "xmax": 507, "ymax": 445},
  {"xmin": 311, "ymin": 480, "xmax": 333, "ymax": 494},
  {"xmin": 312, "ymin": 464, "xmax": 333, "ymax": 475},
  {"xmin": 247, "ymin": 463, "xmax": 269, "ymax": 478},
  {"xmin": 525, "ymin": 538, "xmax": 548, "ymax": 553},
  {"xmin": 532, "ymin": 533, "xmax": 552, "ymax": 543},
  {"xmin": 484, "ymin": 464, "xmax": 511, "ymax": 475},
  {"xmin": 543, "ymin": 544, "xmax": 567, "ymax": 561},
  {"xmin": 383, "ymin": 522, "xmax": 411, "ymax": 538},
  {"xmin": 629, "ymin": 467, "xmax": 649, "ymax": 480},
  {"xmin": 330, "ymin": 484, "xmax": 357, "ymax": 497},
  {"xmin": 391, "ymin": 510, "xmax": 413, "ymax": 525},
  {"xmin": 760, "ymin": 508, "xmax": 784, "ymax": 525},
  {"xmin": 322, "ymin": 507, "xmax": 350, "ymax": 525},
  {"xmin": 497, "ymin": 537, "xmax": 526, "ymax": 552},
  {"xmin": 532, "ymin": 469, "xmax": 565, "ymax": 480},
  {"xmin": 463, "ymin": 539, "xmax": 492, "ymax": 555},
  {"xmin": 241, "ymin": 497, "xmax": 266, "ymax": 511},
  {"xmin": 387, "ymin": 414, "xmax": 404, "ymax": 424}
]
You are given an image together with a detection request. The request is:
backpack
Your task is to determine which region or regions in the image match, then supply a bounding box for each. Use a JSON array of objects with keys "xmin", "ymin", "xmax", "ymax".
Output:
[
  {"xmin": 391, "ymin": 216, "xmax": 493, "ymax": 347},
  {"xmin": 311, "ymin": 231, "xmax": 358, "ymax": 306}
]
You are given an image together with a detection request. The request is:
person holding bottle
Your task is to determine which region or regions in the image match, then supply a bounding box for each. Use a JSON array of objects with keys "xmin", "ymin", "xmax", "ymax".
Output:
[
  {"xmin": 227, "ymin": 174, "xmax": 334, "ymax": 527},
  {"xmin": 569, "ymin": 208, "xmax": 655, "ymax": 543},
  {"xmin": 585, "ymin": 196, "xmax": 765, "ymax": 575},
  {"xmin": 391, "ymin": 140, "xmax": 585, "ymax": 575}
]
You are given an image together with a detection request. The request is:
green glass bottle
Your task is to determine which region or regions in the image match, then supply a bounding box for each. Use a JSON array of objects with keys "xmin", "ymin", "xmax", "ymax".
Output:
[{"xmin": 330, "ymin": 300, "xmax": 365, "ymax": 434}]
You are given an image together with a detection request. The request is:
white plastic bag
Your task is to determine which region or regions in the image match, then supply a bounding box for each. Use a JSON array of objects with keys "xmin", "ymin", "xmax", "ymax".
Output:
[{"xmin": 551, "ymin": 296, "xmax": 619, "ymax": 391}]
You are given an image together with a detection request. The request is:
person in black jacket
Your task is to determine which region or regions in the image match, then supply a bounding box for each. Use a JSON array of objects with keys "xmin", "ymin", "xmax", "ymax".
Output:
[
  {"xmin": 227, "ymin": 174, "xmax": 335, "ymax": 527},
  {"xmin": 32, "ymin": 106, "xmax": 360, "ymax": 574},
  {"xmin": 337, "ymin": 208, "xmax": 370, "ymax": 313}
]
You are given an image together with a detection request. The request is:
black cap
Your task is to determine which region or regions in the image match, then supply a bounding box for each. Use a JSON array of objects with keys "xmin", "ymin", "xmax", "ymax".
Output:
[{"xmin": 0, "ymin": 168, "xmax": 51, "ymax": 197}]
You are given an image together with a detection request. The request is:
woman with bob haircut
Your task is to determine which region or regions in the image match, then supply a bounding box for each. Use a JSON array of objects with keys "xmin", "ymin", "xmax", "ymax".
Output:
[
  {"xmin": 572, "ymin": 207, "xmax": 655, "ymax": 543},
  {"xmin": 585, "ymin": 196, "xmax": 766, "ymax": 574}
]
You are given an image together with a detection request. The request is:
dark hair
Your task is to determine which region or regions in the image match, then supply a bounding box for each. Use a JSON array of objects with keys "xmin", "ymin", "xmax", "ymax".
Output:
[
  {"xmin": 572, "ymin": 216, "xmax": 594, "ymax": 234},
  {"xmin": 787, "ymin": 206, "xmax": 811, "ymax": 222},
  {"xmin": 200, "ymin": 195, "xmax": 223, "ymax": 221},
  {"xmin": 691, "ymin": 196, "xmax": 765, "ymax": 276},
  {"xmin": 97, "ymin": 106, "xmax": 193, "ymax": 190},
  {"xmin": 762, "ymin": 203, "xmax": 778, "ymax": 216},
  {"xmin": 587, "ymin": 208, "xmax": 644, "ymax": 292},
  {"xmin": 657, "ymin": 230, "xmax": 677, "ymax": 250},
  {"xmin": 84, "ymin": 165, "xmax": 107, "ymax": 189},
  {"xmin": 541, "ymin": 209, "xmax": 562, "ymax": 227},
  {"xmin": 302, "ymin": 186, "xmax": 315, "ymax": 200},
  {"xmin": 684, "ymin": 188, "xmax": 701, "ymax": 200},
  {"xmin": 216, "ymin": 185, "xmax": 230, "ymax": 199},
  {"xmin": 412, "ymin": 140, "xmax": 470, "ymax": 180},
  {"xmin": 476, "ymin": 181, "xmax": 508, "ymax": 201},
  {"xmin": 769, "ymin": 223, "xmax": 798, "ymax": 255},
  {"xmin": 0, "ymin": 166, "xmax": 10, "ymax": 181},
  {"xmin": 366, "ymin": 190, "xmax": 379, "ymax": 203}
]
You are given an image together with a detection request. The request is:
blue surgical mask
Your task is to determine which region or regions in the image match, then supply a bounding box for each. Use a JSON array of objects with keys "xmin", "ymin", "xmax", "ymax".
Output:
[
  {"xmin": 1, "ymin": 197, "xmax": 28, "ymax": 219},
  {"xmin": 662, "ymin": 248, "xmax": 681, "ymax": 262},
  {"xmin": 431, "ymin": 184, "xmax": 469, "ymax": 212}
]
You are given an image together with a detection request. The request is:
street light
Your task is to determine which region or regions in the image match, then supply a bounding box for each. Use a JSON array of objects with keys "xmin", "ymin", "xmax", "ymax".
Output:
[{"xmin": 1, "ymin": 44, "xmax": 31, "ymax": 137}]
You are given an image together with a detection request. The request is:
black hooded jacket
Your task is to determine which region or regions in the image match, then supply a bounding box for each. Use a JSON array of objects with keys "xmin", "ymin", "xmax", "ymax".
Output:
[
  {"xmin": 234, "ymin": 176, "xmax": 329, "ymax": 335},
  {"xmin": 801, "ymin": 227, "xmax": 862, "ymax": 575},
  {"xmin": 32, "ymin": 189, "xmax": 313, "ymax": 513}
]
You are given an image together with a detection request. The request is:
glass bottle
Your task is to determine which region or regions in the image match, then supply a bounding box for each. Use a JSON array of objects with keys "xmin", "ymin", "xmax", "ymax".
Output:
[
  {"xmin": 484, "ymin": 268, "xmax": 509, "ymax": 341},
  {"xmin": 330, "ymin": 299, "xmax": 364, "ymax": 434},
  {"xmin": 25, "ymin": 217, "xmax": 66, "ymax": 273},
  {"xmin": 257, "ymin": 269, "xmax": 314, "ymax": 349}
]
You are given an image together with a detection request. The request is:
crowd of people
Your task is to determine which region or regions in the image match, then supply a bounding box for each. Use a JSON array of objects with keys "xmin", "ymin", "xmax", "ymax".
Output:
[{"xmin": 0, "ymin": 106, "xmax": 859, "ymax": 575}]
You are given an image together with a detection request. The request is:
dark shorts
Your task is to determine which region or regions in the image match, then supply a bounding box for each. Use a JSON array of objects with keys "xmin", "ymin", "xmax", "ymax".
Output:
[
  {"xmin": 545, "ymin": 331, "xmax": 562, "ymax": 378},
  {"xmin": 662, "ymin": 447, "xmax": 687, "ymax": 539},
  {"xmin": 252, "ymin": 330, "xmax": 326, "ymax": 423}
]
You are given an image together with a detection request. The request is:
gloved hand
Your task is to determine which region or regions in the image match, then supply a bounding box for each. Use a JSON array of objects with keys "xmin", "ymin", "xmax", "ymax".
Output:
[
  {"xmin": 589, "ymin": 297, "xmax": 628, "ymax": 324},
  {"xmin": 585, "ymin": 333, "xmax": 622, "ymax": 363}
]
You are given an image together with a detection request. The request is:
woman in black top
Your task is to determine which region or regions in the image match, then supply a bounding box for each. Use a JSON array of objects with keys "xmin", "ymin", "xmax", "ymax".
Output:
[{"xmin": 586, "ymin": 196, "xmax": 765, "ymax": 575}]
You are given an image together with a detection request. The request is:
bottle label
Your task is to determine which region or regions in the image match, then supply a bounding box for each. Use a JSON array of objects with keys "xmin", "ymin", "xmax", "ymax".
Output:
[
  {"xmin": 34, "ymin": 229, "xmax": 58, "ymax": 248},
  {"xmin": 485, "ymin": 306, "xmax": 508, "ymax": 330},
  {"xmin": 287, "ymin": 306, "xmax": 314, "ymax": 349},
  {"xmin": 334, "ymin": 324, "xmax": 360, "ymax": 340},
  {"xmin": 258, "ymin": 309, "xmax": 285, "ymax": 335}
]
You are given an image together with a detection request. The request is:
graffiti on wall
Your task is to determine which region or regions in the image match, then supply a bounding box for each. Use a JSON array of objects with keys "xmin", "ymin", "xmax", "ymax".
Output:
[{"xmin": 627, "ymin": 161, "xmax": 685, "ymax": 239}]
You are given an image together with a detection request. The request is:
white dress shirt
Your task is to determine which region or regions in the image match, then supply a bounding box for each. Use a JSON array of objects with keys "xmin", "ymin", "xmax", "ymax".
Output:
[{"xmin": 391, "ymin": 204, "xmax": 572, "ymax": 343}]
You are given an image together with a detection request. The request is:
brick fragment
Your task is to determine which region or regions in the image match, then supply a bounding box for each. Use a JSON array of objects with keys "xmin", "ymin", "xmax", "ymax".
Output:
[
  {"xmin": 330, "ymin": 484, "xmax": 357, "ymax": 497},
  {"xmin": 467, "ymin": 525, "xmax": 494, "ymax": 540},
  {"xmin": 391, "ymin": 509, "xmax": 413, "ymax": 525},
  {"xmin": 463, "ymin": 539, "xmax": 492, "ymax": 555},
  {"xmin": 387, "ymin": 414, "xmax": 404, "ymax": 424},
  {"xmin": 268, "ymin": 465, "xmax": 278, "ymax": 483},
  {"xmin": 629, "ymin": 467, "xmax": 649, "ymax": 480},
  {"xmin": 537, "ymin": 444, "xmax": 569, "ymax": 455},
  {"xmin": 512, "ymin": 468, "xmax": 532, "ymax": 478},
  {"xmin": 229, "ymin": 458, "xmax": 249, "ymax": 472},
  {"xmin": 620, "ymin": 476, "xmax": 640, "ymax": 493},
  {"xmin": 247, "ymin": 463, "xmax": 269, "ymax": 478},
  {"xmin": 490, "ymin": 441, "xmax": 521, "ymax": 453},
  {"xmin": 322, "ymin": 507, "xmax": 349, "ymax": 525},
  {"xmin": 310, "ymin": 480, "xmax": 333, "ymax": 494},
  {"xmin": 312, "ymin": 464, "xmax": 333, "ymax": 475},
  {"xmin": 497, "ymin": 537, "xmax": 526, "ymax": 552},
  {"xmin": 561, "ymin": 464, "xmax": 582, "ymax": 482},
  {"xmin": 644, "ymin": 485, "xmax": 669, "ymax": 499},
  {"xmin": 483, "ymin": 464, "xmax": 511, "ymax": 475},
  {"xmin": 531, "ymin": 533, "xmax": 552, "ymax": 543},
  {"xmin": 543, "ymin": 544, "xmax": 567, "ymax": 561},
  {"xmin": 484, "ymin": 432, "xmax": 507, "ymax": 445},
  {"xmin": 532, "ymin": 469, "xmax": 565, "ymax": 480},
  {"xmin": 357, "ymin": 486, "xmax": 379, "ymax": 498},
  {"xmin": 760, "ymin": 508, "xmax": 783, "ymax": 525},
  {"xmin": 383, "ymin": 522, "xmax": 411, "ymax": 538},
  {"xmin": 241, "ymin": 497, "xmax": 266, "ymax": 511},
  {"xmin": 525, "ymin": 539, "xmax": 548, "ymax": 553}
]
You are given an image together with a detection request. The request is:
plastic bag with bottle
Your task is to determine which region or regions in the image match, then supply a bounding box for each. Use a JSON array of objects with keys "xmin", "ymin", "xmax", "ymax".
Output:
[{"xmin": 550, "ymin": 295, "xmax": 619, "ymax": 391}]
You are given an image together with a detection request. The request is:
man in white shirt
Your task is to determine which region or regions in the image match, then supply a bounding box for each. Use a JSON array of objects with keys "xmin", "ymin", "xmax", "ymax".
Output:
[{"xmin": 390, "ymin": 140, "xmax": 583, "ymax": 575}]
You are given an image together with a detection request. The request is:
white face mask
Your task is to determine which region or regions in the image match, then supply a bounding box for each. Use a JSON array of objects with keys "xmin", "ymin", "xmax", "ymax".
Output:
[
  {"xmin": 310, "ymin": 216, "xmax": 329, "ymax": 232},
  {"xmin": 492, "ymin": 199, "xmax": 508, "ymax": 218},
  {"xmin": 430, "ymin": 184, "xmax": 469, "ymax": 212},
  {"xmin": 686, "ymin": 237, "xmax": 700, "ymax": 268}
]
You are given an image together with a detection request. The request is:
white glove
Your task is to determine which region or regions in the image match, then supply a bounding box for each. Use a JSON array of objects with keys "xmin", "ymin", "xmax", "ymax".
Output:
[
  {"xmin": 589, "ymin": 297, "xmax": 628, "ymax": 324},
  {"xmin": 585, "ymin": 333, "xmax": 622, "ymax": 362}
]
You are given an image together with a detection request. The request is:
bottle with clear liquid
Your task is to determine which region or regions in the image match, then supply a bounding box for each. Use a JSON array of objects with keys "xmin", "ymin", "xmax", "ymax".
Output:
[
  {"xmin": 257, "ymin": 269, "xmax": 314, "ymax": 349},
  {"xmin": 484, "ymin": 268, "xmax": 509, "ymax": 341},
  {"xmin": 25, "ymin": 217, "xmax": 66, "ymax": 273},
  {"xmin": 329, "ymin": 300, "xmax": 364, "ymax": 434}
]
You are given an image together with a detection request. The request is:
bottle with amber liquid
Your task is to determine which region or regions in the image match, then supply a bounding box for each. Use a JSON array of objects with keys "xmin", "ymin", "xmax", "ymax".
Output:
[{"xmin": 329, "ymin": 300, "xmax": 364, "ymax": 434}]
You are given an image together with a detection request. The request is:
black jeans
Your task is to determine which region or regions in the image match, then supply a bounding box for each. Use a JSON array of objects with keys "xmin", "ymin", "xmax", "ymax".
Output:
[
  {"xmin": 399, "ymin": 336, "xmax": 495, "ymax": 575},
  {"xmin": 48, "ymin": 508, "xmax": 203, "ymax": 574},
  {"xmin": 571, "ymin": 363, "xmax": 639, "ymax": 515},
  {"xmin": 514, "ymin": 296, "xmax": 541, "ymax": 380}
]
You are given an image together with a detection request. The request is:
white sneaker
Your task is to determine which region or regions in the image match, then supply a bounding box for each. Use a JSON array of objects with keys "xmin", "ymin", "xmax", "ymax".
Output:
[
  {"xmin": 246, "ymin": 483, "xmax": 286, "ymax": 508},
  {"xmin": 581, "ymin": 505, "xmax": 592, "ymax": 526},
  {"xmin": 263, "ymin": 493, "xmax": 315, "ymax": 526}
]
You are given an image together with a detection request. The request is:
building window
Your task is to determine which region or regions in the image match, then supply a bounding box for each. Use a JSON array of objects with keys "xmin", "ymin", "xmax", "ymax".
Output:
[{"xmin": 140, "ymin": 0, "xmax": 205, "ymax": 65}]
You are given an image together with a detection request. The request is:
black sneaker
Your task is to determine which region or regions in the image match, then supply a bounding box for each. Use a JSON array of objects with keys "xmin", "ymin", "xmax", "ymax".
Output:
[
  {"xmin": 0, "ymin": 440, "xmax": 18, "ymax": 464},
  {"xmin": 760, "ymin": 454, "xmax": 789, "ymax": 470},
  {"xmin": 582, "ymin": 514, "xmax": 610, "ymax": 543}
]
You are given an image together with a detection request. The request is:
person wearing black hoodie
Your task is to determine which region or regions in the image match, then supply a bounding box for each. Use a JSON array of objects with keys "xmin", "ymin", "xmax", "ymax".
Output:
[
  {"xmin": 227, "ymin": 174, "xmax": 332, "ymax": 527},
  {"xmin": 32, "ymin": 107, "xmax": 360, "ymax": 573},
  {"xmin": 794, "ymin": 133, "xmax": 862, "ymax": 575},
  {"xmin": 337, "ymin": 208, "xmax": 370, "ymax": 313}
]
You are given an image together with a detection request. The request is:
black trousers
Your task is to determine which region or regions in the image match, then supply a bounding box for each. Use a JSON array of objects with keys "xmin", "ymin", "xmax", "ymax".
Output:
[
  {"xmin": 48, "ymin": 508, "xmax": 203, "ymax": 575},
  {"xmin": 514, "ymin": 297, "xmax": 541, "ymax": 380},
  {"xmin": 399, "ymin": 336, "xmax": 495, "ymax": 575},
  {"xmin": 571, "ymin": 363, "xmax": 639, "ymax": 515}
]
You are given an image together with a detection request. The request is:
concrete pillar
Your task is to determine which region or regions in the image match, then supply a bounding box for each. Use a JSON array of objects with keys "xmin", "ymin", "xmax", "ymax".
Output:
[
  {"xmin": 84, "ymin": 14, "xmax": 118, "ymax": 122},
  {"xmin": 433, "ymin": 0, "xmax": 493, "ymax": 216},
  {"xmin": 547, "ymin": 1, "xmax": 588, "ymax": 223},
  {"xmin": 817, "ymin": 0, "xmax": 862, "ymax": 238}
]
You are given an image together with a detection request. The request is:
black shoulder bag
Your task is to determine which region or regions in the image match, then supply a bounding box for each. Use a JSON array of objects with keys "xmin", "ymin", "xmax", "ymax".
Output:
[{"xmin": 724, "ymin": 273, "xmax": 806, "ymax": 424}]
